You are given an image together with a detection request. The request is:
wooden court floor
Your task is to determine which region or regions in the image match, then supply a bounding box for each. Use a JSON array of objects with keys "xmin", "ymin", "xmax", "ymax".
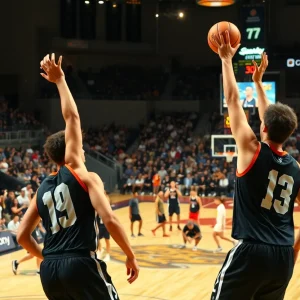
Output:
[{"xmin": 0, "ymin": 195, "xmax": 300, "ymax": 300}]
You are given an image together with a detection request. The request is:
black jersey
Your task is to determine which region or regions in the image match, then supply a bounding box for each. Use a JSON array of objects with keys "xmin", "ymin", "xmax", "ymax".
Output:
[
  {"xmin": 232, "ymin": 142, "xmax": 300, "ymax": 246},
  {"xmin": 37, "ymin": 165, "xmax": 97, "ymax": 256},
  {"xmin": 168, "ymin": 188, "xmax": 179, "ymax": 206},
  {"xmin": 190, "ymin": 197, "xmax": 200, "ymax": 213}
]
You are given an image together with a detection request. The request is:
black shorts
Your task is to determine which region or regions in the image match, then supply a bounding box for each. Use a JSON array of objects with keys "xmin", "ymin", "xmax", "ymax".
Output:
[
  {"xmin": 211, "ymin": 240, "xmax": 294, "ymax": 300},
  {"xmin": 169, "ymin": 205, "xmax": 180, "ymax": 216},
  {"xmin": 157, "ymin": 214, "xmax": 166, "ymax": 223},
  {"xmin": 99, "ymin": 226, "xmax": 110, "ymax": 240},
  {"xmin": 40, "ymin": 251, "xmax": 119, "ymax": 300},
  {"xmin": 131, "ymin": 214, "xmax": 142, "ymax": 222}
]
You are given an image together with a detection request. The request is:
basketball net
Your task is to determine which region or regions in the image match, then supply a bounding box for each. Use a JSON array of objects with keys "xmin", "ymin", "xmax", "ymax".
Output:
[{"xmin": 225, "ymin": 152, "xmax": 234, "ymax": 163}]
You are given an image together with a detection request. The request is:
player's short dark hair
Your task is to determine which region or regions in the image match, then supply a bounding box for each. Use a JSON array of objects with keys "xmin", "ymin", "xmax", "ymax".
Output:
[
  {"xmin": 43, "ymin": 130, "xmax": 66, "ymax": 165},
  {"xmin": 264, "ymin": 103, "xmax": 297, "ymax": 144}
]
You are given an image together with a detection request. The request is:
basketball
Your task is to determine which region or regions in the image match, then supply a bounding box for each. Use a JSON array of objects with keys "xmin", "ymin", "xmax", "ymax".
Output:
[{"xmin": 207, "ymin": 21, "xmax": 241, "ymax": 54}]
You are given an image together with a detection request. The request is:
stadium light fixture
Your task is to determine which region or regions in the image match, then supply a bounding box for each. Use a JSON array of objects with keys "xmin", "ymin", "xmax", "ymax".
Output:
[
  {"xmin": 196, "ymin": 0, "xmax": 235, "ymax": 7},
  {"xmin": 99, "ymin": 0, "xmax": 104, "ymax": 3},
  {"xmin": 85, "ymin": 0, "xmax": 90, "ymax": 4},
  {"xmin": 155, "ymin": 13, "xmax": 159, "ymax": 18},
  {"xmin": 178, "ymin": 11, "xmax": 184, "ymax": 18}
]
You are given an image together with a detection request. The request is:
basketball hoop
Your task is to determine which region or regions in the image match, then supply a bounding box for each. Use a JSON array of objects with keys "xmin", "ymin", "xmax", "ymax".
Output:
[{"xmin": 225, "ymin": 152, "xmax": 234, "ymax": 163}]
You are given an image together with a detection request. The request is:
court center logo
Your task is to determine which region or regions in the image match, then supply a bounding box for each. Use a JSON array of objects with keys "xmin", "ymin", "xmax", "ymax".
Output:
[{"xmin": 111, "ymin": 245, "xmax": 226, "ymax": 269}]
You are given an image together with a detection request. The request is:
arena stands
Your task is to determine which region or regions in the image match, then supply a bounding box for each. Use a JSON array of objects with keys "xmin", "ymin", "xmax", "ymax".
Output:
[{"xmin": 40, "ymin": 65, "xmax": 170, "ymax": 100}]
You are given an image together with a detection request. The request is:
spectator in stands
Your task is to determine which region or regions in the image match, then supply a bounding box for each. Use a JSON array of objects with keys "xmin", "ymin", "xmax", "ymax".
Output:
[
  {"xmin": 198, "ymin": 175, "xmax": 207, "ymax": 197},
  {"xmin": 183, "ymin": 173, "xmax": 193, "ymax": 196},
  {"xmin": 11, "ymin": 198, "xmax": 26, "ymax": 217},
  {"xmin": 122, "ymin": 175, "xmax": 135, "ymax": 194},
  {"xmin": 143, "ymin": 173, "xmax": 152, "ymax": 194},
  {"xmin": 8, "ymin": 215, "xmax": 20, "ymax": 243},
  {"xmin": 161, "ymin": 175, "xmax": 171, "ymax": 192},
  {"xmin": 17, "ymin": 189, "xmax": 30, "ymax": 207},
  {"xmin": 0, "ymin": 217, "xmax": 7, "ymax": 231},
  {"xmin": 152, "ymin": 172, "xmax": 161, "ymax": 195},
  {"xmin": 133, "ymin": 174, "xmax": 144, "ymax": 194}
]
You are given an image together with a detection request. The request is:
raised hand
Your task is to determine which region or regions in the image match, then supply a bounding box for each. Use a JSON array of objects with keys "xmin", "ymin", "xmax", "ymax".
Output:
[
  {"xmin": 40, "ymin": 53, "xmax": 64, "ymax": 84},
  {"xmin": 252, "ymin": 52, "xmax": 268, "ymax": 83},
  {"xmin": 212, "ymin": 30, "xmax": 240, "ymax": 61}
]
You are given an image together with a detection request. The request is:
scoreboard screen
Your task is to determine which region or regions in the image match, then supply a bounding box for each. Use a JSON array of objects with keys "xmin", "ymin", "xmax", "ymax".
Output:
[
  {"xmin": 241, "ymin": 5, "xmax": 265, "ymax": 45},
  {"xmin": 233, "ymin": 46, "xmax": 265, "ymax": 76}
]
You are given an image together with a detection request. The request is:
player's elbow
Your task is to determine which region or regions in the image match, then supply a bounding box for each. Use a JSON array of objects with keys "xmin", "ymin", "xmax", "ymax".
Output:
[
  {"xmin": 102, "ymin": 212, "xmax": 117, "ymax": 228},
  {"xmin": 64, "ymin": 111, "xmax": 80, "ymax": 121},
  {"xmin": 225, "ymin": 93, "xmax": 240, "ymax": 106}
]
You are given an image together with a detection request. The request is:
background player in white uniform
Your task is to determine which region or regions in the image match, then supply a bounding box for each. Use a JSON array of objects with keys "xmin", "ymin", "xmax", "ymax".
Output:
[{"xmin": 213, "ymin": 198, "xmax": 235, "ymax": 252}]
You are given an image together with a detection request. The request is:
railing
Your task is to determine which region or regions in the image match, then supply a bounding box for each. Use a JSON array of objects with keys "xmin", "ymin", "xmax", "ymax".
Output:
[
  {"xmin": 84, "ymin": 148, "xmax": 123, "ymax": 182},
  {"xmin": 0, "ymin": 130, "xmax": 44, "ymax": 146}
]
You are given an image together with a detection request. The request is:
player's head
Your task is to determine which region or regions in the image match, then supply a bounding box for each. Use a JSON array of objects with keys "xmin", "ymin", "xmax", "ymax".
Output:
[
  {"xmin": 187, "ymin": 220, "xmax": 194, "ymax": 230},
  {"xmin": 44, "ymin": 130, "xmax": 85, "ymax": 165},
  {"xmin": 245, "ymin": 86, "xmax": 253, "ymax": 97},
  {"xmin": 262, "ymin": 103, "xmax": 297, "ymax": 144},
  {"xmin": 170, "ymin": 181, "xmax": 176, "ymax": 188},
  {"xmin": 190, "ymin": 187, "xmax": 196, "ymax": 197}
]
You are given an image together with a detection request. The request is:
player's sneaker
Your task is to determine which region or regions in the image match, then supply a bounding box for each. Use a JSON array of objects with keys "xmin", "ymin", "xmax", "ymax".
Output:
[
  {"xmin": 151, "ymin": 229, "xmax": 156, "ymax": 236},
  {"xmin": 177, "ymin": 225, "xmax": 182, "ymax": 231},
  {"xmin": 103, "ymin": 254, "xmax": 110, "ymax": 262},
  {"xmin": 36, "ymin": 270, "xmax": 40, "ymax": 275},
  {"xmin": 169, "ymin": 225, "xmax": 172, "ymax": 231},
  {"xmin": 12, "ymin": 260, "xmax": 19, "ymax": 275},
  {"xmin": 192, "ymin": 246, "xmax": 197, "ymax": 251},
  {"xmin": 214, "ymin": 247, "xmax": 223, "ymax": 253},
  {"xmin": 138, "ymin": 233, "xmax": 144, "ymax": 237},
  {"xmin": 131, "ymin": 234, "xmax": 135, "ymax": 238},
  {"xmin": 163, "ymin": 234, "xmax": 170, "ymax": 237}
]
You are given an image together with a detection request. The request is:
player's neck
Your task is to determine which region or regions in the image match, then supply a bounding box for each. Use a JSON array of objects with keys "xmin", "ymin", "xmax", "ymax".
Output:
[{"xmin": 264, "ymin": 140, "xmax": 283, "ymax": 152}]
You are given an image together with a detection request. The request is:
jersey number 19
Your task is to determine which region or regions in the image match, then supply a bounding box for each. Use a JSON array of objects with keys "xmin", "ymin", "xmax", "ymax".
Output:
[{"xmin": 42, "ymin": 183, "xmax": 77, "ymax": 234}]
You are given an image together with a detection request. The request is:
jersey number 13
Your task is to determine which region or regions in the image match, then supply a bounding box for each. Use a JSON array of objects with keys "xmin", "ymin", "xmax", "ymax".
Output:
[
  {"xmin": 261, "ymin": 169, "xmax": 294, "ymax": 215},
  {"xmin": 42, "ymin": 183, "xmax": 77, "ymax": 234}
]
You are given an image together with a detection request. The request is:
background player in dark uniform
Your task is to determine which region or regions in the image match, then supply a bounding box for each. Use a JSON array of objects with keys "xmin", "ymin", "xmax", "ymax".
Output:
[
  {"xmin": 189, "ymin": 188, "xmax": 202, "ymax": 226},
  {"xmin": 129, "ymin": 192, "xmax": 143, "ymax": 237},
  {"xmin": 17, "ymin": 54, "xmax": 139, "ymax": 300},
  {"xmin": 164, "ymin": 181, "xmax": 182, "ymax": 231},
  {"xmin": 211, "ymin": 33, "xmax": 300, "ymax": 300},
  {"xmin": 182, "ymin": 221, "xmax": 202, "ymax": 251},
  {"xmin": 97, "ymin": 191, "xmax": 111, "ymax": 262}
]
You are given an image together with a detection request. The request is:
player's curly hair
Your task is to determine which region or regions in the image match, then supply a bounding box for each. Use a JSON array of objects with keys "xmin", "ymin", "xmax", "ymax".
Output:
[
  {"xmin": 43, "ymin": 130, "xmax": 66, "ymax": 165},
  {"xmin": 264, "ymin": 103, "xmax": 297, "ymax": 144}
]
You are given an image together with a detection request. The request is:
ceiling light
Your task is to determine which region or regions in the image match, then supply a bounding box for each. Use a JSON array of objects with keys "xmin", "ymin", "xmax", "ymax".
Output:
[
  {"xmin": 178, "ymin": 11, "xmax": 184, "ymax": 18},
  {"xmin": 99, "ymin": 0, "xmax": 104, "ymax": 3},
  {"xmin": 155, "ymin": 13, "xmax": 159, "ymax": 18},
  {"xmin": 113, "ymin": 3, "xmax": 117, "ymax": 7},
  {"xmin": 196, "ymin": 0, "xmax": 235, "ymax": 7},
  {"xmin": 85, "ymin": 0, "xmax": 90, "ymax": 4}
]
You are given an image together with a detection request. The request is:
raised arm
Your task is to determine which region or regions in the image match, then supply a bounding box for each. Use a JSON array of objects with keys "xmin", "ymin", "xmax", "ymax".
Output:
[
  {"xmin": 40, "ymin": 54, "xmax": 84, "ymax": 169},
  {"xmin": 213, "ymin": 32, "xmax": 258, "ymax": 172},
  {"xmin": 252, "ymin": 53, "xmax": 269, "ymax": 122}
]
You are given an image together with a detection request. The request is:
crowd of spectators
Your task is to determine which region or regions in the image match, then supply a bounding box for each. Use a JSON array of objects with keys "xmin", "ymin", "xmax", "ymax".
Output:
[
  {"xmin": 40, "ymin": 64, "xmax": 170, "ymax": 100},
  {"xmin": 83, "ymin": 123, "xmax": 138, "ymax": 159},
  {"xmin": 0, "ymin": 99, "xmax": 44, "ymax": 132},
  {"xmin": 117, "ymin": 112, "xmax": 236, "ymax": 198},
  {"xmin": 0, "ymin": 146, "xmax": 56, "ymax": 246}
]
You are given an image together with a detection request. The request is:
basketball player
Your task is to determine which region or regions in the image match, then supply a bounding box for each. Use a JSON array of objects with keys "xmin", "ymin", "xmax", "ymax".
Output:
[
  {"xmin": 97, "ymin": 215, "xmax": 111, "ymax": 262},
  {"xmin": 17, "ymin": 54, "xmax": 139, "ymax": 300},
  {"xmin": 189, "ymin": 188, "xmax": 203, "ymax": 226},
  {"xmin": 12, "ymin": 229, "xmax": 42, "ymax": 275},
  {"xmin": 164, "ymin": 181, "xmax": 182, "ymax": 231},
  {"xmin": 182, "ymin": 220, "xmax": 202, "ymax": 251},
  {"xmin": 97, "ymin": 192, "xmax": 111, "ymax": 262},
  {"xmin": 211, "ymin": 32, "xmax": 300, "ymax": 299},
  {"xmin": 151, "ymin": 191, "xmax": 169, "ymax": 237},
  {"xmin": 212, "ymin": 197, "xmax": 235, "ymax": 252},
  {"xmin": 129, "ymin": 192, "xmax": 143, "ymax": 237}
]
